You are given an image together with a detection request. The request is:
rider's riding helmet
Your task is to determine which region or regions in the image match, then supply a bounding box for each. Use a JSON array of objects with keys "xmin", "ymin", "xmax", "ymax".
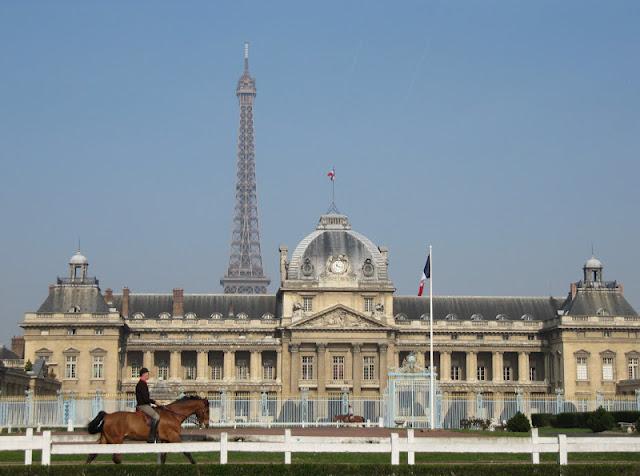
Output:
[{"xmin": 139, "ymin": 367, "xmax": 150, "ymax": 377}]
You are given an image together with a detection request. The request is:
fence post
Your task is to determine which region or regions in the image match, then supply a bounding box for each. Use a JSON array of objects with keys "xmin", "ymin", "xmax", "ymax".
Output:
[
  {"xmin": 220, "ymin": 432, "xmax": 228, "ymax": 464},
  {"xmin": 390, "ymin": 433, "xmax": 399, "ymax": 465},
  {"xmin": 407, "ymin": 428, "xmax": 415, "ymax": 465},
  {"xmin": 24, "ymin": 389, "xmax": 33, "ymax": 428},
  {"xmin": 41, "ymin": 430, "xmax": 51, "ymax": 466},
  {"xmin": 67, "ymin": 418, "xmax": 73, "ymax": 432},
  {"xmin": 476, "ymin": 392, "xmax": 484, "ymax": 419},
  {"xmin": 557, "ymin": 434, "xmax": 567, "ymax": 465},
  {"xmin": 435, "ymin": 388, "xmax": 443, "ymax": 429},
  {"xmin": 300, "ymin": 387, "xmax": 308, "ymax": 428},
  {"xmin": 530, "ymin": 427, "xmax": 539, "ymax": 464},
  {"xmin": 555, "ymin": 389, "xmax": 564, "ymax": 414},
  {"xmin": 378, "ymin": 416, "xmax": 384, "ymax": 428},
  {"xmin": 284, "ymin": 429, "xmax": 292, "ymax": 464},
  {"xmin": 24, "ymin": 428, "xmax": 33, "ymax": 465},
  {"xmin": 516, "ymin": 388, "xmax": 524, "ymax": 414}
]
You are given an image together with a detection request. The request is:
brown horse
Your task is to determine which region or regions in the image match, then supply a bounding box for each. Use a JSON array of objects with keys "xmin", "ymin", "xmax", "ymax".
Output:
[
  {"xmin": 333, "ymin": 414, "xmax": 365, "ymax": 424},
  {"xmin": 86, "ymin": 396, "xmax": 210, "ymax": 464}
]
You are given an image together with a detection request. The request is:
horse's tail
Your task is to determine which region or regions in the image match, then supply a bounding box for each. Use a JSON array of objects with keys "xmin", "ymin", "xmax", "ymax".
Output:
[{"xmin": 88, "ymin": 411, "xmax": 106, "ymax": 434}]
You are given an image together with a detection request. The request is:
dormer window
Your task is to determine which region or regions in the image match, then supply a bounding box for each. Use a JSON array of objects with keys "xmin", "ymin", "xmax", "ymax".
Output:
[
  {"xmin": 185, "ymin": 312, "xmax": 197, "ymax": 320},
  {"xmin": 471, "ymin": 313, "xmax": 483, "ymax": 321},
  {"xmin": 159, "ymin": 312, "xmax": 171, "ymax": 320},
  {"xmin": 210, "ymin": 313, "xmax": 223, "ymax": 320},
  {"xmin": 521, "ymin": 314, "xmax": 534, "ymax": 321},
  {"xmin": 237, "ymin": 312, "xmax": 248, "ymax": 320},
  {"xmin": 445, "ymin": 313, "xmax": 458, "ymax": 321}
]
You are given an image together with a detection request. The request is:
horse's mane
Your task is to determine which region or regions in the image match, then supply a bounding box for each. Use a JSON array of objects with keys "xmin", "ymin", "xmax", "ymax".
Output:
[{"xmin": 169, "ymin": 395, "xmax": 209, "ymax": 405}]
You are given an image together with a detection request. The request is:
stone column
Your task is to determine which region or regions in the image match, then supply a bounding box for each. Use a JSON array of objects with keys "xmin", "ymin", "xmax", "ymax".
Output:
[
  {"xmin": 276, "ymin": 349, "xmax": 282, "ymax": 383},
  {"xmin": 440, "ymin": 351, "xmax": 451, "ymax": 382},
  {"xmin": 289, "ymin": 345, "xmax": 299, "ymax": 395},
  {"xmin": 415, "ymin": 351, "xmax": 425, "ymax": 369},
  {"xmin": 170, "ymin": 351, "xmax": 181, "ymax": 381},
  {"xmin": 378, "ymin": 344, "xmax": 388, "ymax": 392},
  {"xmin": 493, "ymin": 351, "xmax": 503, "ymax": 383},
  {"xmin": 317, "ymin": 344, "xmax": 326, "ymax": 395},
  {"xmin": 224, "ymin": 350, "xmax": 235, "ymax": 382},
  {"xmin": 518, "ymin": 352, "xmax": 529, "ymax": 383},
  {"xmin": 197, "ymin": 350, "xmax": 208, "ymax": 381},
  {"xmin": 143, "ymin": 350, "xmax": 153, "ymax": 377},
  {"xmin": 352, "ymin": 344, "xmax": 361, "ymax": 396},
  {"xmin": 467, "ymin": 351, "xmax": 477, "ymax": 382},
  {"xmin": 251, "ymin": 351, "xmax": 261, "ymax": 382},
  {"xmin": 544, "ymin": 353, "xmax": 551, "ymax": 384}
]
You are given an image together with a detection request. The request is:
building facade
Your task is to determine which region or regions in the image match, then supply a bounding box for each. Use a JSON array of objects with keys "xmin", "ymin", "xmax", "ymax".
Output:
[{"xmin": 21, "ymin": 213, "xmax": 639, "ymax": 401}]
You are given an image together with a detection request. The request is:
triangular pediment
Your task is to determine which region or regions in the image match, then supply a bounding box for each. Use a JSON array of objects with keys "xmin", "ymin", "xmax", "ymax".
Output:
[{"xmin": 288, "ymin": 304, "xmax": 390, "ymax": 330}]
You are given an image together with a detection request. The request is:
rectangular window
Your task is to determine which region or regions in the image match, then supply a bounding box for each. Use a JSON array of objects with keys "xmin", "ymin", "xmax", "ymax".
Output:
[
  {"xmin": 477, "ymin": 366, "xmax": 486, "ymax": 381},
  {"xmin": 364, "ymin": 298, "xmax": 374, "ymax": 313},
  {"xmin": 94, "ymin": 328, "xmax": 104, "ymax": 335},
  {"xmin": 576, "ymin": 357, "xmax": 588, "ymax": 381},
  {"xmin": 131, "ymin": 361, "xmax": 141, "ymax": 379},
  {"xmin": 332, "ymin": 356, "xmax": 344, "ymax": 380},
  {"xmin": 211, "ymin": 359, "xmax": 223, "ymax": 380},
  {"xmin": 628, "ymin": 358, "xmax": 639, "ymax": 380},
  {"xmin": 185, "ymin": 364, "xmax": 196, "ymax": 380},
  {"xmin": 236, "ymin": 359, "xmax": 249, "ymax": 380},
  {"xmin": 476, "ymin": 334, "xmax": 484, "ymax": 340},
  {"xmin": 502, "ymin": 334, "xmax": 509, "ymax": 341},
  {"xmin": 529, "ymin": 367, "xmax": 537, "ymax": 381},
  {"xmin": 503, "ymin": 366, "xmax": 512, "ymax": 381},
  {"xmin": 67, "ymin": 328, "xmax": 76, "ymax": 336},
  {"xmin": 158, "ymin": 362, "xmax": 169, "ymax": 381},
  {"xmin": 303, "ymin": 297, "xmax": 313, "ymax": 312},
  {"xmin": 602, "ymin": 357, "xmax": 614, "ymax": 381},
  {"xmin": 263, "ymin": 360, "xmax": 275, "ymax": 380},
  {"xmin": 528, "ymin": 335, "xmax": 536, "ymax": 341},
  {"xmin": 65, "ymin": 355, "xmax": 77, "ymax": 379},
  {"xmin": 92, "ymin": 356, "xmax": 104, "ymax": 379},
  {"xmin": 451, "ymin": 366, "xmax": 460, "ymax": 381},
  {"xmin": 603, "ymin": 330, "xmax": 612, "ymax": 337},
  {"xmin": 301, "ymin": 356, "xmax": 314, "ymax": 380},
  {"xmin": 363, "ymin": 356, "xmax": 376, "ymax": 380}
]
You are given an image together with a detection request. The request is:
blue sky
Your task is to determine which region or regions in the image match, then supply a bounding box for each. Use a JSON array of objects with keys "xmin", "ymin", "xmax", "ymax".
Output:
[{"xmin": 0, "ymin": 1, "xmax": 638, "ymax": 343}]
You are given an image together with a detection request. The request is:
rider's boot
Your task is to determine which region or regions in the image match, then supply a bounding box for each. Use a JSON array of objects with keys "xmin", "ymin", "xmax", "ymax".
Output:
[{"xmin": 147, "ymin": 419, "xmax": 159, "ymax": 443}]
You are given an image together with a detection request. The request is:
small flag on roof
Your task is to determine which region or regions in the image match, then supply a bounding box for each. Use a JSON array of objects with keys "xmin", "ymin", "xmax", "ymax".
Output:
[{"xmin": 327, "ymin": 168, "xmax": 335, "ymax": 181}]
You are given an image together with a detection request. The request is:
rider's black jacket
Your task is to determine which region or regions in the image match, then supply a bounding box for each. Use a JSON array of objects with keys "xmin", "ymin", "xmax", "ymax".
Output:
[{"xmin": 135, "ymin": 379, "xmax": 156, "ymax": 406}]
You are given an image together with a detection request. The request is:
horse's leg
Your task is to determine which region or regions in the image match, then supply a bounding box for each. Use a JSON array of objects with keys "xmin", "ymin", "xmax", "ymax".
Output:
[
  {"xmin": 183, "ymin": 452, "xmax": 196, "ymax": 464},
  {"xmin": 112, "ymin": 453, "xmax": 122, "ymax": 464},
  {"xmin": 161, "ymin": 452, "xmax": 168, "ymax": 464},
  {"xmin": 87, "ymin": 429, "xmax": 108, "ymax": 463},
  {"xmin": 85, "ymin": 453, "xmax": 98, "ymax": 464}
]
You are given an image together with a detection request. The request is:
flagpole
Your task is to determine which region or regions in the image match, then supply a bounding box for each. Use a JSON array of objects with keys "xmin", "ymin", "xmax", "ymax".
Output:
[{"xmin": 429, "ymin": 244, "xmax": 435, "ymax": 430}]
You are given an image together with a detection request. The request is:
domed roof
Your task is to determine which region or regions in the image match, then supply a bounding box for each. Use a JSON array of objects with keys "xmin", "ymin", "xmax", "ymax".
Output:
[
  {"xmin": 69, "ymin": 250, "xmax": 88, "ymax": 265},
  {"xmin": 584, "ymin": 256, "xmax": 603, "ymax": 269},
  {"xmin": 287, "ymin": 214, "xmax": 390, "ymax": 283}
]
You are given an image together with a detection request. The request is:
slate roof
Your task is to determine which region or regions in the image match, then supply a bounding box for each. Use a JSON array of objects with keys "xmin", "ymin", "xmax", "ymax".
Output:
[
  {"xmin": 0, "ymin": 346, "xmax": 19, "ymax": 360},
  {"xmin": 112, "ymin": 294, "xmax": 278, "ymax": 319},
  {"xmin": 393, "ymin": 296, "xmax": 565, "ymax": 321},
  {"xmin": 37, "ymin": 286, "xmax": 110, "ymax": 314},
  {"xmin": 562, "ymin": 290, "xmax": 638, "ymax": 317}
]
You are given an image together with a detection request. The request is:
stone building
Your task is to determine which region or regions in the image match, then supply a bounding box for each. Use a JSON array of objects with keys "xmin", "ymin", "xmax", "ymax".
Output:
[{"xmin": 21, "ymin": 212, "xmax": 639, "ymax": 401}]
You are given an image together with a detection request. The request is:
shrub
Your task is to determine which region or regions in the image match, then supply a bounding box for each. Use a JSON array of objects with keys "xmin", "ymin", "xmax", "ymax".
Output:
[
  {"xmin": 460, "ymin": 418, "xmax": 491, "ymax": 430},
  {"xmin": 24, "ymin": 359, "xmax": 32, "ymax": 372},
  {"xmin": 612, "ymin": 411, "xmax": 640, "ymax": 423},
  {"xmin": 586, "ymin": 406, "xmax": 615, "ymax": 433},
  {"xmin": 531, "ymin": 413, "xmax": 552, "ymax": 427},
  {"xmin": 555, "ymin": 412, "xmax": 579, "ymax": 428},
  {"xmin": 506, "ymin": 411, "xmax": 531, "ymax": 432}
]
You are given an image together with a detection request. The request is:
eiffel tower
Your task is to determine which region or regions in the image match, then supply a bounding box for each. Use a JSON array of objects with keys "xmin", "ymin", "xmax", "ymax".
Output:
[{"xmin": 220, "ymin": 43, "xmax": 270, "ymax": 294}]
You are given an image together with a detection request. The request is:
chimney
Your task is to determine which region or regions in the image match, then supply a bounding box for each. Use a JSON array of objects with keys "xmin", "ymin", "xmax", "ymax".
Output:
[
  {"xmin": 122, "ymin": 287, "xmax": 130, "ymax": 318},
  {"xmin": 619, "ymin": 283, "xmax": 624, "ymax": 295},
  {"xmin": 104, "ymin": 288, "xmax": 114, "ymax": 305},
  {"xmin": 48, "ymin": 284, "xmax": 55, "ymax": 293},
  {"xmin": 173, "ymin": 288, "xmax": 184, "ymax": 317},
  {"xmin": 570, "ymin": 282, "xmax": 577, "ymax": 300}
]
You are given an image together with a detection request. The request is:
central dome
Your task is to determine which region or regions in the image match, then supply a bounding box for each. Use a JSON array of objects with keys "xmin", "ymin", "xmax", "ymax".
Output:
[{"xmin": 287, "ymin": 214, "xmax": 390, "ymax": 283}]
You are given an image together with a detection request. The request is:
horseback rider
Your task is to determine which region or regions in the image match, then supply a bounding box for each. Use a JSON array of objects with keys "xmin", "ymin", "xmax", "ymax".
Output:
[{"xmin": 136, "ymin": 367, "xmax": 160, "ymax": 443}]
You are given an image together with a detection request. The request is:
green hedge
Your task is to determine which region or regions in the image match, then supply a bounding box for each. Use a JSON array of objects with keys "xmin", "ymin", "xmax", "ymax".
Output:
[
  {"xmin": 2, "ymin": 465, "xmax": 640, "ymax": 476},
  {"xmin": 532, "ymin": 410, "xmax": 640, "ymax": 429}
]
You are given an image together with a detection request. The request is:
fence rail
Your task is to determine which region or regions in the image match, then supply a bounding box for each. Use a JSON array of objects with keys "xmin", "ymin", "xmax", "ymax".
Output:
[
  {"xmin": 1, "ymin": 394, "xmax": 639, "ymax": 430},
  {"xmin": 2, "ymin": 428, "xmax": 640, "ymax": 466}
]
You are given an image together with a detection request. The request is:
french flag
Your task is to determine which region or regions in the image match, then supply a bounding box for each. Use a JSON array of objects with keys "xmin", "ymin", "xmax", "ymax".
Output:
[{"xmin": 418, "ymin": 255, "xmax": 431, "ymax": 296}]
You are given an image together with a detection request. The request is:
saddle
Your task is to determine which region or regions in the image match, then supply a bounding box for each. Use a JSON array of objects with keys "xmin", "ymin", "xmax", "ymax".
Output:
[{"xmin": 135, "ymin": 406, "xmax": 160, "ymax": 426}]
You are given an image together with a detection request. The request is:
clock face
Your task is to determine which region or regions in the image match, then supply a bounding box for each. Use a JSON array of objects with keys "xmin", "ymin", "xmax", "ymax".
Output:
[{"xmin": 331, "ymin": 259, "xmax": 347, "ymax": 274}]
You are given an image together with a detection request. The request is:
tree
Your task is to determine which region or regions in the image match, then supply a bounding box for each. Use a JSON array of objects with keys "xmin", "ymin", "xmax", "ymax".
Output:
[
  {"xmin": 506, "ymin": 411, "xmax": 531, "ymax": 432},
  {"xmin": 24, "ymin": 359, "xmax": 32, "ymax": 372}
]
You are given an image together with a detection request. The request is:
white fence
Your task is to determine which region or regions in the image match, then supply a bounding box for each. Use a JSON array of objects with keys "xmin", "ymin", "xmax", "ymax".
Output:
[
  {"xmin": 1, "ymin": 394, "xmax": 639, "ymax": 429},
  {"xmin": 2, "ymin": 428, "xmax": 640, "ymax": 466}
]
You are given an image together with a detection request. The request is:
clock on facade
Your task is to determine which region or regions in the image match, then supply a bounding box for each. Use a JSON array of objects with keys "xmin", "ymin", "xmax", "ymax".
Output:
[{"xmin": 330, "ymin": 258, "xmax": 347, "ymax": 274}]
